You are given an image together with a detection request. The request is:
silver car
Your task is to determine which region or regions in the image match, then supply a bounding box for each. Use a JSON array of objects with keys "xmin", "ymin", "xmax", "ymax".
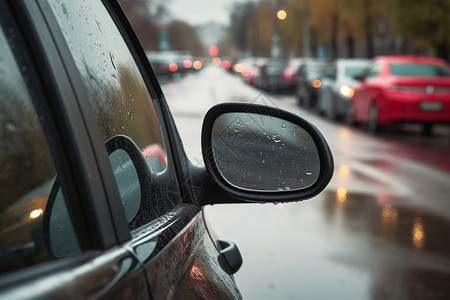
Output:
[{"xmin": 318, "ymin": 59, "xmax": 370, "ymax": 120}]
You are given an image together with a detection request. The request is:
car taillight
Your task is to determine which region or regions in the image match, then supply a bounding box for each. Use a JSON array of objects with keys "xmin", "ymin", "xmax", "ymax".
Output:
[{"xmin": 169, "ymin": 63, "xmax": 178, "ymax": 72}]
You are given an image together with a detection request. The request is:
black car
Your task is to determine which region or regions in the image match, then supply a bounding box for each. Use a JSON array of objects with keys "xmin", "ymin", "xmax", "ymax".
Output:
[
  {"xmin": 0, "ymin": 0, "xmax": 333, "ymax": 299},
  {"xmin": 254, "ymin": 59, "xmax": 288, "ymax": 93},
  {"xmin": 295, "ymin": 59, "xmax": 328, "ymax": 109}
]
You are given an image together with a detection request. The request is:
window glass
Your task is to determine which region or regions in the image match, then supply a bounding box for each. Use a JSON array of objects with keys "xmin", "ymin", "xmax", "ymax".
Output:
[
  {"xmin": 0, "ymin": 25, "xmax": 79, "ymax": 275},
  {"xmin": 47, "ymin": 0, "xmax": 181, "ymax": 229},
  {"xmin": 344, "ymin": 66, "xmax": 367, "ymax": 78},
  {"xmin": 366, "ymin": 63, "xmax": 382, "ymax": 78},
  {"xmin": 390, "ymin": 63, "xmax": 450, "ymax": 77}
]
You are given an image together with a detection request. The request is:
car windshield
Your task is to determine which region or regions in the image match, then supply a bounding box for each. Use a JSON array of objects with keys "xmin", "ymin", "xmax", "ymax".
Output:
[
  {"xmin": 118, "ymin": 0, "xmax": 450, "ymax": 299},
  {"xmin": 390, "ymin": 63, "xmax": 450, "ymax": 77},
  {"xmin": 344, "ymin": 65, "xmax": 368, "ymax": 78}
]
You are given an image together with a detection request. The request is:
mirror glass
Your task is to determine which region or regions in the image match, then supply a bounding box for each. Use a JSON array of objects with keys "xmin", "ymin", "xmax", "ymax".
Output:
[{"xmin": 212, "ymin": 113, "xmax": 320, "ymax": 192}]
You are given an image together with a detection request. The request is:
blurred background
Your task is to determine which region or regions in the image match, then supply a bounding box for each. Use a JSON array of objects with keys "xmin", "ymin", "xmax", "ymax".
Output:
[
  {"xmin": 119, "ymin": 0, "xmax": 449, "ymax": 63},
  {"xmin": 119, "ymin": 0, "xmax": 450, "ymax": 299}
]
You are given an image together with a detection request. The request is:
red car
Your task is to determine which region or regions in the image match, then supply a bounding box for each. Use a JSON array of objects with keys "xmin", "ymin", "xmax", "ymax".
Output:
[{"xmin": 350, "ymin": 56, "xmax": 450, "ymax": 133}]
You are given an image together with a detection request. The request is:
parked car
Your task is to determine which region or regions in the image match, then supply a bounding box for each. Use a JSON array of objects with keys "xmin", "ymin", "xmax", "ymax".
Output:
[
  {"xmin": 254, "ymin": 59, "xmax": 288, "ymax": 93},
  {"xmin": 318, "ymin": 58, "xmax": 370, "ymax": 119},
  {"xmin": 243, "ymin": 57, "xmax": 268, "ymax": 86},
  {"xmin": 350, "ymin": 56, "xmax": 450, "ymax": 133},
  {"xmin": 146, "ymin": 51, "xmax": 174, "ymax": 80},
  {"xmin": 146, "ymin": 51, "xmax": 196, "ymax": 80},
  {"xmin": 0, "ymin": 0, "xmax": 333, "ymax": 299},
  {"xmin": 281, "ymin": 57, "xmax": 304, "ymax": 93},
  {"xmin": 295, "ymin": 59, "xmax": 329, "ymax": 109}
]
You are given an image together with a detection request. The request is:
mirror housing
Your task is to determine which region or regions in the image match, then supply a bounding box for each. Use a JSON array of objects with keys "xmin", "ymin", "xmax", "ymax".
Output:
[{"xmin": 198, "ymin": 103, "xmax": 333, "ymax": 205}]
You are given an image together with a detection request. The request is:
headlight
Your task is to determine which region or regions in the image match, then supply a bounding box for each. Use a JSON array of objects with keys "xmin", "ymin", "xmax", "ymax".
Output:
[{"xmin": 339, "ymin": 85, "xmax": 354, "ymax": 98}]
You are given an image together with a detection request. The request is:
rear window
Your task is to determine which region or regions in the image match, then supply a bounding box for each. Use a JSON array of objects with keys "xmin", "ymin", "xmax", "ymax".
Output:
[
  {"xmin": 345, "ymin": 66, "xmax": 368, "ymax": 78},
  {"xmin": 266, "ymin": 64, "xmax": 287, "ymax": 74},
  {"xmin": 306, "ymin": 62, "xmax": 327, "ymax": 77},
  {"xmin": 390, "ymin": 64, "xmax": 450, "ymax": 77}
]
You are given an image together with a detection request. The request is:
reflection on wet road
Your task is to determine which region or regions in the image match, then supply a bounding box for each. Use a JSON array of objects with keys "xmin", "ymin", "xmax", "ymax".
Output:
[
  {"xmin": 322, "ymin": 190, "xmax": 450, "ymax": 299},
  {"xmin": 163, "ymin": 66, "xmax": 450, "ymax": 299}
]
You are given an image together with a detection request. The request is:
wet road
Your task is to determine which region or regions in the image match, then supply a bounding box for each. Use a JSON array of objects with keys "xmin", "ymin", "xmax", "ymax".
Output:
[{"xmin": 162, "ymin": 66, "xmax": 450, "ymax": 300}]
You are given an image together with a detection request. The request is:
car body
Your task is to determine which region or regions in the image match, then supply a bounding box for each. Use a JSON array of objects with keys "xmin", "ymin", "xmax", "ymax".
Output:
[
  {"xmin": 239, "ymin": 57, "xmax": 267, "ymax": 86},
  {"xmin": 254, "ymin": 59, "xmax": 288, "ymax": 93},
  {"xmin": 0, "ymin": 0, "xmax": 333, "ymax": 299},
  {"xmin": 281, "ymin": 57, "xmax": 304, "ymax": 93},
  {"xmin": 295, "ymin": 59, "xmax": 329, "ymax": 109},
  {"xmin": 351, "ymin": 56, "xmax": 450, "ymax": 132},
  {"xmin": 318, "ymin": 58, "xmax": 370, "ymax": 119},
  {"xmin": 146, "ymin": 50, "xmax": 196, "ymax": 80}
]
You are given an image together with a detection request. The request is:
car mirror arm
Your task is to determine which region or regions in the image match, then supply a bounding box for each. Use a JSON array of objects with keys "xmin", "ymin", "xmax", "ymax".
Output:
[{"xmin": 186, "ymin": 164, "xmax": 244, "ymax": 206}]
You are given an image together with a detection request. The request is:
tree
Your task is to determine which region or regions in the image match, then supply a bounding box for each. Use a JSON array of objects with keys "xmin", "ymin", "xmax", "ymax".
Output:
[
  {"xmin": 119, "ymin": 0, "xmax": 170, "ymax": 50},
  {"xmin": 230, "ymin": 2, "xmax": 257, "ymax": 55},
  {"xmin": 389, "ymin": 0, "xmax": 450, "ymax": 60},
  {"xmin": 166, "ymin": 21, "xmax": 205, "ymax": 56}
]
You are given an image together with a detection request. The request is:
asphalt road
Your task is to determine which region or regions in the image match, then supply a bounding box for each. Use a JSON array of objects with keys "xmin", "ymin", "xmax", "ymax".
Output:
[{"xmin": 162, "ymin": 66, "xmax": 450, "ymax": 300}]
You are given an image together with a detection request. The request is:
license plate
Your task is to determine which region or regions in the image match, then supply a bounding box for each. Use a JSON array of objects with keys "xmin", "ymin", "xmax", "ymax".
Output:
[{"xmin": 420, "ymin": 102, "xmax": 442, "ymax": 111}]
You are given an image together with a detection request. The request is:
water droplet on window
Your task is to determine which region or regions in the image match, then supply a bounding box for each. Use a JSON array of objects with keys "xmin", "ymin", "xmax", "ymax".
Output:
[
  {"xmin": 281, "ymin": 124, "xmax": 287, "ymax": 129},
  {"xmin": 306, "ymin": 171, "xmax": 313, "ymax": 176}
]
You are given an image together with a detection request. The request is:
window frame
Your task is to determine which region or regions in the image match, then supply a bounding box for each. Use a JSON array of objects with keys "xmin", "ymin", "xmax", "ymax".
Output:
[
  {"xmin": 11, "ymin": 0, "xmax": 121, "ymax": 250},
  {"xmin": 0, "ymin": 0, "xmax": 124, "ymax": 284}
]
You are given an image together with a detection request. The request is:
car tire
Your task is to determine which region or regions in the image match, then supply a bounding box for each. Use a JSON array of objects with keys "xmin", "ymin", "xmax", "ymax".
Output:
[
  {"xmin": 422, "ymin": 123, "xmax": 433, "ymax": 135},
  {"xmin": 330, "ymin": 99, "xmax": 338, "ymax": 121},
  {"xmin": 346, "ymin": 103, "xmax": 355, "ymax": 127},
  {"xmin": 296, "ymin": 94, "xmax": 303, "ymax": 107},
  {"xmin": 368, "ymin": 102, "xmax": 381, "ymax": 134}
]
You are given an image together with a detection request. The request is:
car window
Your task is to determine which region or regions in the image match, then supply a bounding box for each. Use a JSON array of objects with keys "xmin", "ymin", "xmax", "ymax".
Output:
[
  {"xmin": 47, "ymin": 0, "xmax": 182, "ymax": 230},
  {"xmin": 365, "ymin": 62, "xmax": 382, "ymax": 78},
  {"xmin": 390, "ymin": 63, "xmax": 450, "ymax": 77},
  {"xmin": 0, "ymin": 23, "xmax": 79, "ymax": 275},
  {"xmin": 344, "ymin": 65, "xmax": 367, "ymax": 78}
]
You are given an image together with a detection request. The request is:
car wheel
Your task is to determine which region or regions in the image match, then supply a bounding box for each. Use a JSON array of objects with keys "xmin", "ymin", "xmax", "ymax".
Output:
[
  {"xmin": 346, "ymin": 103, "xmax": 355, "ymax": 127},
  {"xmin": 368, "ymin": 102, "xmax": 381, "ymax": 134},
  {"xmin": 296, "ymin": 94, "xmax": 303, "ymax": 107},
  {"xmin": 422, "ymin": 123, "xmax": 433, "ymax": 135},
  {"xmin": 330, "ymin": 100, "xmax": 339, "ymax": 121}
]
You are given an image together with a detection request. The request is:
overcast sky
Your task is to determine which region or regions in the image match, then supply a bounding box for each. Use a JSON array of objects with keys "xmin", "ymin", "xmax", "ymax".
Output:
[{"xmin": 167, "ymin": 0, "xmax": 243, "ymax": 26}]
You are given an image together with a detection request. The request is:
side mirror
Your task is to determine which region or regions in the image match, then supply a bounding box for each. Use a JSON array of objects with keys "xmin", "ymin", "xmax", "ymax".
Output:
[{"xmin": 200, "ymin": 103, "xmax": 333, "ymax": 204}]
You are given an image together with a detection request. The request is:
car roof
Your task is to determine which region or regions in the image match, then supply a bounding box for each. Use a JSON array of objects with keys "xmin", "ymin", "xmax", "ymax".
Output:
[{"xmin": 335, "ymin": 58, "xmax": 370, "ymax": 64}]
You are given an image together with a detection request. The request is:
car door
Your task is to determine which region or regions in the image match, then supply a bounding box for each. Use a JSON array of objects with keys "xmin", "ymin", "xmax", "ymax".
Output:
[
  {"xmin": 0, "ymin": 1, "xmax": 150, "ymax": 299},
  {"xmin": 37, "ymin": 0, "xmax": 242, "ymax": 299}
]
